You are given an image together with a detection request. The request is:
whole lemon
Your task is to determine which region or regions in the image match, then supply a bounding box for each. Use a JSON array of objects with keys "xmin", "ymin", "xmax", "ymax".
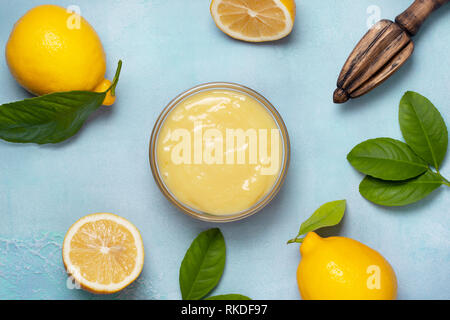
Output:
[
  {"xmin": 297, "ymin": 232, "xmax": 397, "ymax": 300},
  {"xmin": 5, "ymin": 4, "xmax": 115, "ymax": 105}
]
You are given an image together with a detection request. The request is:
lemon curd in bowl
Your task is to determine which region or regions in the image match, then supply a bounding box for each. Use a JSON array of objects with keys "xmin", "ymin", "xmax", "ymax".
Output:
[{"xmin": 150, "ymin": 83, "xmax": 290, "ymax": 222}]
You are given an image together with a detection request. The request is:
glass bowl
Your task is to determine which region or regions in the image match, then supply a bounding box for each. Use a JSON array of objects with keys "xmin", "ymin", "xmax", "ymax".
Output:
[{"xmin": 149, "ymin": 82, "xmax": 290, "ymax": 222}]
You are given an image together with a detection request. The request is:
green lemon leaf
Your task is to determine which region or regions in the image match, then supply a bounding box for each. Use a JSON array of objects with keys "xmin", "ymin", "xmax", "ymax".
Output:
[
  {"xmin": 399, "ymin": 91, "xmax": 448, "ymax": 170},
  {"xmin": 0, "ymin": 60, "xmax": 122, "ymax": 144},
  {"xmin": 180, "ymin": 228, "xmax": 226, "ymax": 300},
  {"xmin": 0, "ymin": 91, "xmax": 105, "ymax": 144},
  {"xmin": 359, "ymin": 170, "xmax": 444, "ymax": 206},
  {"xmin": 347, "ymin": 138, "xmax": 428, "ymax": 180},
  {"xmin": 287, "ymin": 200, "xmax": 346, "ymax": 244},
  {"xmin": 205, "ymin": 294, "xmax": 251, "ymax": 300}
]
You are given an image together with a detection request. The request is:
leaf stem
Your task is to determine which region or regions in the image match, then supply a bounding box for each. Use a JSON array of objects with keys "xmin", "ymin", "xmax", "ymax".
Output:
[
  {"xmin": 287, "ymin": 238, "xmax": 304, "ymax": 244},
  {"xmin": 441, "ymin": 178, "xmax": 450, "ymax": 187},
  {"xmin": 107, "ymin": 60, "xmax": 123, "ymax": 97},
  {"xmin": 437, "ymin": 171, "xmax": 450, "ymax": 187}
]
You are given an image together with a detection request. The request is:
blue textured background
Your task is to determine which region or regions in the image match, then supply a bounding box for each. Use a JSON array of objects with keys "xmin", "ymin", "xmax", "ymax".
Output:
[{"xmin": 0, "ymin": 0, "xmax": 449, "ymax": 300}]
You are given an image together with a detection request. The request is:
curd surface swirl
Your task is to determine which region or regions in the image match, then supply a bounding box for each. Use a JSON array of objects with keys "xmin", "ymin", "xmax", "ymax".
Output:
[{"xmin": 156, "ymin": 89, "xmax": 282, "ymax": 215}]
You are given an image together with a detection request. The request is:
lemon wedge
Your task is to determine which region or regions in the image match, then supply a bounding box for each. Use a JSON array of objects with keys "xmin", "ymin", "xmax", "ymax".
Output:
[
  {"xmin": 62, "ymin": 213, "xmax": 144, "ymax": 294},
  {"xmin": 210, "ymin": 0, "xmax": 296, "ymax": 42}
]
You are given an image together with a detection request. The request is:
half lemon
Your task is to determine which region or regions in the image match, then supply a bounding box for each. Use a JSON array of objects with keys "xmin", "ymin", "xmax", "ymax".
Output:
[
  {"xmin": 62, "ymin": 213, "xmax": 144, "ymax": 294},
  {"xmin": 210, "ymin": 0, "xmax": 296, "ymax": 42}
]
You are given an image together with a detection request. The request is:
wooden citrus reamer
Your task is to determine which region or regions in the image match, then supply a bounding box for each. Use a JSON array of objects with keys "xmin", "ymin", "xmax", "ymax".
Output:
[{"xmin": 333, "ymin": 0, "xmax": 449, "ymax": 104}]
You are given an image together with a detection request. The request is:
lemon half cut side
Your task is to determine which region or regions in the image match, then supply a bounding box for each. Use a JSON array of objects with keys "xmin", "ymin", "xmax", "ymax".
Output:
[
  {"xmin": 62, "ymin": 213, "xmax": 145, "ymax": 294},
  {"xmin": 210, "ymin": 0, "xmax": 296, "ymax": 42}
]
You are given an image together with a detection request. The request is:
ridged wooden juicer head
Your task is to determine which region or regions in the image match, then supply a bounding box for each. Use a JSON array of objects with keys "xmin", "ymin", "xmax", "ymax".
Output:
[
  {"xmin": 334, "ymin": 20, "xmax": 414, "ymax": 104},
  {"xmin": 334, "ymin": 0, "xmax": 449, "ymax": 104}
]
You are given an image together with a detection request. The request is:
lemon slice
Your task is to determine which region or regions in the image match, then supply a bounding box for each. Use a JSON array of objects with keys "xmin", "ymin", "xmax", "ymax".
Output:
[
  {"xmin": 62, "ymin": 213, "xmax": 144, "ymax": 294},
  {"xmin": 210, "ymin": 0, "xmax": 296, "ymax": 42}
]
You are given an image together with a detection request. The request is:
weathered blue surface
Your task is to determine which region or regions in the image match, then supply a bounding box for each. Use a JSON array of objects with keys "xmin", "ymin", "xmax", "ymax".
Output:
[{"xmin": 0, "ymin": 0, "xmax": 449, "ymax": 299}]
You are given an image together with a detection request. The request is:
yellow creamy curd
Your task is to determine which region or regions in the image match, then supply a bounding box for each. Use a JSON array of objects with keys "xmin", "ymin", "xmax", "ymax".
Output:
[{"xmin": 156, "ymin": 89, "xmax": 282, "ymax": 215}]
